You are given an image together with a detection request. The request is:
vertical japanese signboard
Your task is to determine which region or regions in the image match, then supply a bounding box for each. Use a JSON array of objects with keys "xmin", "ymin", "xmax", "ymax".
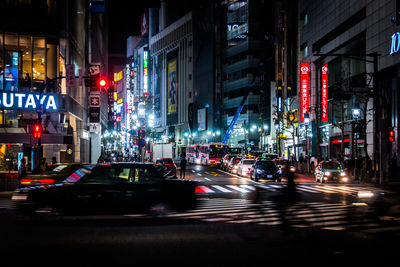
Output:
[
  {"xmin": 167, "ymin": 58, "xmax": 177, "ymax": 114},
  {"xmin": 143, "ymin": 50, "xmax": 149, "ymax": 95},
  {"xmin": 321, "ymin": 64, "xmax": 328, "ymax": 122},
  {"xmin": 300, "ymin": 62, "xmax": 310, "ymax": 122},
  {"xmin": 66, "ymin": 64, "xmax": 76, "ymax": 87}
]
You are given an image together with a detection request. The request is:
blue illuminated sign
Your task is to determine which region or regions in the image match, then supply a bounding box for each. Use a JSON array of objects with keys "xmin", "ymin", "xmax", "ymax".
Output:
[
  {"xmin": 0, "ymin": 92, "xmax": 58, "ymax": 111},
  {"xmin": 390, "ymin": 32, "xmax": 400, "ymax": 55}
]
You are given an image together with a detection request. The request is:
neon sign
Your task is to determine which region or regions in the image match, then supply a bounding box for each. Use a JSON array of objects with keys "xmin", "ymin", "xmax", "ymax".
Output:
[
  {"xmin": 300, "ymin": 62, "xmax": 310, "ymax": 122},
  {"xmin": 0, "ymin": 92, "xmax": 58, "ymax": 111},
  {"xmin": 143, "ymin": 50, "xmax": 149, "ymax": 94},
  {"xmin": 321, "ymin": 64, "xmax": 328, "ymax": 122},
  {"xmin": 390, "ymin": 32, "xmax": 400, "ymax": 55}
]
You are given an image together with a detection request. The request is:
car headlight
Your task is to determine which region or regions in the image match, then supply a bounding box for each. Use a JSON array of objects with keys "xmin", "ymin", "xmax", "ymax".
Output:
[
  {"xmin": 256, "ymin": 169, "xmax": 263, "ymax": 174},
  {"xmin": 290, "ymin": 166, "xmax": 296, "ymax": 172},
  {"xmin": 233, "ymin": 165, "xmax": 238, "ymax": 169},
  {"xmin": 340, "ymin": 172, "xmax": 346, "ymax": 176},
  {"xmin": 341, "ymin": 177, "xmax": 348, "ymax": 182},
  {"xmin": 324, "ymin": 171, "xmax": 331, "ymax": 176}
]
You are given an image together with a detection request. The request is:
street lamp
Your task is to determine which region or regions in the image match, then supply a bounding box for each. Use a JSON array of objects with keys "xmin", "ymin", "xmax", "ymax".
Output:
[
  {"xmin": 274, "ymin": 120, "xmax": 280, "ymax": 156},
  {"xmin": 352, "ymin": 102, "xmax": 361, "ymax": 180}
]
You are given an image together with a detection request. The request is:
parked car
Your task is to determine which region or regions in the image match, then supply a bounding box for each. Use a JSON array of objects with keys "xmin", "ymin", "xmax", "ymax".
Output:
[
  {"xmin": 19, "ymin": 163, "xmax": 86, "ymax": 186},
  {"xmin": 12, "ymin": 162, "xmax": 199, "ymax": 216},
  {"xmin": 220, "ymin": 154, "xmax": 239, "ymax": 171},
  {"xmin": 249, "ymin": 159, "xmax": 281, "ymax": 182},
  {"xmin": 228, "ymin": 156, "xmax": 241, "ymax": 174},
  {"xmin": 315, "ymin": 161, "xmax": 349, "ymax": 183},
  {"xmin": 237, "ymin": 158, "xmax": 256, "ymax": 177},
  {"xmin": 155, "ymin": 158, "xmax": 177, "ymax": 178}
]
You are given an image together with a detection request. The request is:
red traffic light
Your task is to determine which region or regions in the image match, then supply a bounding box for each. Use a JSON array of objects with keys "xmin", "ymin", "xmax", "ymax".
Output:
[
  {"xmin": 389, "ymin": 130, "xmax": 395, "ymax": 142},
  {"xmin": 98, "ymin": 78, "xmax": 108, "ymax": 88},
  {"xmin": 33, "ymin": 124, "xmax": 42, "ymax": 139}
]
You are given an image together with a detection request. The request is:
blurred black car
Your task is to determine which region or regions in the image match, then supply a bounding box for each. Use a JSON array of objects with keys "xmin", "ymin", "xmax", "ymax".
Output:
[
  {"xmin": 273, "ymin": 159, "xmax": 296, "ymax": 178},
  {"xmin": 155, "ymin": 158, "xmax": 177, "ymax": 178},
  {"xmin": 12, "ymin": 163, "xmax": 199, "ymax": 216},
  {"xmin": 20, "ymin": 163, "xmax": 87, "ymax": 186},
  {"xmin": 250, "ymin": 159, "xmax": 281, "ymax": 182}
]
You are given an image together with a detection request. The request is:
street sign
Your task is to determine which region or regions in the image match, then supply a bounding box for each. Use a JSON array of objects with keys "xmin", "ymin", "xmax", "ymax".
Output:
[
  {"xmin": 89, "ymin": 107, "xmax": 100, "ymax": 123},
  {"xmin": 89, "ymin": 63, "xmax": 101, "ymax": 76},
  {"xmin": 66, "ymin": 64, "xmax": 76, "ymax": 87},
  {"xmin": 90, "ymin": 96, "xmax": 100, "ymax": 107}
]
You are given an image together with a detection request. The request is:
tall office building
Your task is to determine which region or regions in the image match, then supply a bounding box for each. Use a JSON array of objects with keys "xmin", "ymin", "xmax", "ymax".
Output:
[{"xmin": 222, "ymin": 0, "xmax": 275, "ymax": 150}]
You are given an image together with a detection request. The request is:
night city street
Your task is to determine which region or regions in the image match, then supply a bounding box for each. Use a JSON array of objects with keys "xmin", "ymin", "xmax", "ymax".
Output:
[{"xmin": 1, "ymin": 0, "xmax": 400, "ymax": 265}]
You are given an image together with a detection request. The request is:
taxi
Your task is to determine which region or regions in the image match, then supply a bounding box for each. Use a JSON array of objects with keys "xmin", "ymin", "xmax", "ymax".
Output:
[{"xmin": 315, "ymin": 161, "xmax": 349, "ymax": 183}]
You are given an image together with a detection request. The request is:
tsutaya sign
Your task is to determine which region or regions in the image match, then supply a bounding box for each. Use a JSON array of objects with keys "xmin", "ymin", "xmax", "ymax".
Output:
[{"xmin": 0, "ymin": 92, "xmax": 58, "ymax": 111}]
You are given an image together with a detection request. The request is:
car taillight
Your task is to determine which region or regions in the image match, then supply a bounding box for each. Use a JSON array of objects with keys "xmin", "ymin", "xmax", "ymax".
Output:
[
  {"xmin": 40, "ymin": 179, "xmax": 55, "ymax": 184},
  {"xmin": 20, "ymin": 179, "xmax": 33, "ymax": 185}
]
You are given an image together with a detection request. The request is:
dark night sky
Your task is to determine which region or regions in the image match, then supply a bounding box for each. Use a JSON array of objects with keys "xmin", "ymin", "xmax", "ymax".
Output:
[{"xmin": 107, "ymin": 0, "xmax": 160, "ymax": 56}]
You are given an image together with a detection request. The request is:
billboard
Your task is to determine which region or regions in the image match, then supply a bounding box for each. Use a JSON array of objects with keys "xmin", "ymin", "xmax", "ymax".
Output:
[
  {"xmin": 167, "ymin": 59, "xmax": 177, "ymax": 114},
  {"xmin": 300, "ymin": 62, "xmax": 310, "ymax": 122},
  {"xmin": 321, "ymin": 64, "xmax": 328, "ymax": 122}
]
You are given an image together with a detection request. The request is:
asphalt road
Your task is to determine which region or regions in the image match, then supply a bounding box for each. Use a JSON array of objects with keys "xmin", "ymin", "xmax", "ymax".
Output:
[{"xmin": 0, "ymin": 165, "xmax": 400, "ymax": 265}]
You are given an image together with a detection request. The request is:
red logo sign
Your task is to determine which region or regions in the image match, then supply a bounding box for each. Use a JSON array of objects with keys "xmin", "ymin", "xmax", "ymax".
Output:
[
  {"xmin": 141, "ymin": 10, "xmax": 149, "ymax": 37},
  {"xmin": 90, "ymin": 96, "xmax": 100, "ymax": 107},
  {"xmin": 321, "ymin": 64, "xmax": 328, "ymax": 122},
  {"xmin": 300, "ymin": 62, "xmax": 310, "ymax": 122}
]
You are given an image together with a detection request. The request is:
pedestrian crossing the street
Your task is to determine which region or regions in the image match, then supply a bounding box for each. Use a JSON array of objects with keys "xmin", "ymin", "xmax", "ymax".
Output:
[
  {"xmin": 195, "ymin": 183, "xmax": 384, "ymax": 196},
  {"xmin": 172, "ymin": 198, "xmax": 391, "ymax": 232}
]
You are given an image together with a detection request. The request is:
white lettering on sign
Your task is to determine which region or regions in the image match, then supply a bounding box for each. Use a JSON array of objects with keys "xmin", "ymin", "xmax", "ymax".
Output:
[
  {"xmin": 390, "ymin": 32, "xmax": 400, "ymax": 55},
  {"xmin": 0, "ymin": 92, "xmax": 58, "ymax": 111}
]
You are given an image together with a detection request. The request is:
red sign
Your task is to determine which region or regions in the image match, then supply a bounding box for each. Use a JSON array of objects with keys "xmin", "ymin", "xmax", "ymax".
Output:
[
  {"xmin": 321, "ymin": 64, "xmax": 328, "ymax": 122},
  {"xmin": 90, "ymin": 96, "xmax": 100, "ymax": 107},
  {"xmin": 141, "ymin": 10, "xmax": 149, "ymax": 37},
  {"xmin": 300, "ymin": 62, "xmax": 310, "ymax": 122}
]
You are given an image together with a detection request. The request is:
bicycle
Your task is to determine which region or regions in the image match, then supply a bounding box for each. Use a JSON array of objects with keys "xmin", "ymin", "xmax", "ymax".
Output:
[{"xmin": 233, "ymin": 172, "xmax": 320, "ymax": 241}]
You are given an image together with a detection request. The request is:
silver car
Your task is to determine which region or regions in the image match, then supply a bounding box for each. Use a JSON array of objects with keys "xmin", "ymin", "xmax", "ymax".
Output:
[{"xmin": 237, "ymin": 158, "xmax": 256, "ymax": 177}]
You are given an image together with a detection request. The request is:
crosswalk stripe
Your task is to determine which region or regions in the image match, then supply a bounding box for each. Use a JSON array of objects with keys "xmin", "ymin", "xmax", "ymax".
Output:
[
  {"xmin": 211, "ymin": 185, "xmax": 232, "ymax": 193},
  {"xmin": 296, "ymin": 185, "xmax": 321, "ymax": 193},
  {"xmin": 170, "ymin": 198, "xmax": 384, "ymax": 231},
  {"xmin": 195, "ymin": 184, "xmax": 386, "ymax": 195},
  {"xmin": 313, "ymin": 185, "xmax": 339, "ymax": 193},
  {"xmin": 226, "ymin": 185, "xmax": 250, "ymax": 193},
  {"xmin": 240, "ymin": 185, "xmax": 256, "ymax": 191}
]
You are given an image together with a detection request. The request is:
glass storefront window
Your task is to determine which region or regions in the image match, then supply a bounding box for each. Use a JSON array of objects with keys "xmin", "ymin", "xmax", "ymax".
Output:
[
  {"xmin": 33, "ymin": 37, "xmax": 45, "ymax": 82},
  {"xmin": 0, "ymin": 35, "xmax": 3, "ymax": 90},
  {"xmin": 59, "ymin": 55, "xmax": 66, "ymax": 94},
  {"xmin": 0, "ymin": 33, "xmax": 62, "ymax": 93},
  {"xmin": 4, "ymin": 34, "xmax": 19, "ymax": 91},
  {"xmin": 19, "ymin": 35, "xmax": 32, "ymax": 90}
]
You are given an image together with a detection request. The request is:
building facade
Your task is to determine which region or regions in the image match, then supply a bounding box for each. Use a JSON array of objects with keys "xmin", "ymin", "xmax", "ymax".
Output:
[
  {"xmin": 0, "ymin": 0, "xmax": 108, "ymax": 170},
  {"xmin": 222, "ymin": 0, "xmax": 275, "ymax": 151},
  {"xmin": 299, "ymin": 0, "xmax": 400, "ymax": 182}
]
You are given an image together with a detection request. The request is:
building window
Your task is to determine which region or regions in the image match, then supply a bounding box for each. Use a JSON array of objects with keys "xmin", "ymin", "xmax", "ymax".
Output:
[
  {"xmin": 4, "ymin": 34, "xmax": 19, "ymax": 91},
  {"xmin": 20, "ymin": 35, "xmax": 32, "ymax": 86},
  {"xmin": 33, "ymin": 37, "xmax": 45, "ymax": 82},
  {"xmin": 300, "ymin": 43, "xmax": 308, "ymax": 58},
  {"xmin": 300, "ymin": 11, "xmax": 308, "ymax": 28}
]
